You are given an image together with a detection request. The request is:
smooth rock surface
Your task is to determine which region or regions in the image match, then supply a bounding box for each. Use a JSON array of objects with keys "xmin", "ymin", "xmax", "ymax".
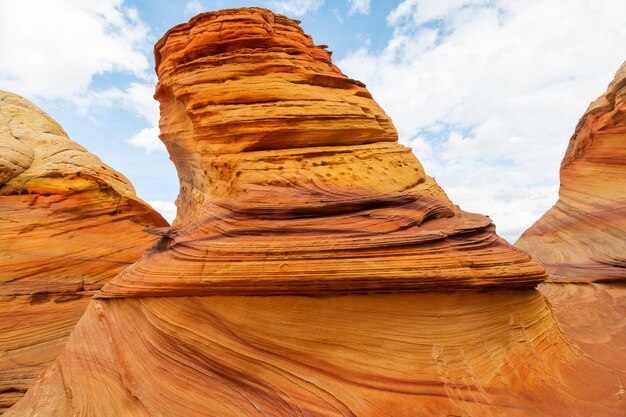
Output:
[
  {"xmin": 9, "ymin": 291, "xmax": 626, "ymax": 417},
  {"xmin": 0, "ymin": 91, "xmax": 168, "ymax": 411},
  {"xmin": 516, "ymin": 61, "xmax": 626, "ymax": 282},
  {"xmin": 7, "ymin": 8, "xmax": 624, "ymax": 417}
]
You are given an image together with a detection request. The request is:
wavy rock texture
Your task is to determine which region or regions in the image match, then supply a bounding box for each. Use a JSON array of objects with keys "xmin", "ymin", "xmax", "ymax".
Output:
[
  {"xmin": 516, "ymin": 60, "xmax": 626, "ymax": 413},
  {"xmin": 8, "ymin": 291, "xmax": 626, "ymax": 417},
  {"xmin": 7, "ymin": 8, "xmax": 624, "ymax": 417},
  {"xmin": 516, "ymin": 62, "xmax": 626, "ymax": 281},
  {"xmin": 99, "ymin": 7, "xmax": 545, "ymax": 298},
  {"xmin": 539, "ymin": 283, "xmax": 626, "ymax": 375},
  {"xmin": 0, "ymin": 91, "xmax": 168, "ymax": 411}
]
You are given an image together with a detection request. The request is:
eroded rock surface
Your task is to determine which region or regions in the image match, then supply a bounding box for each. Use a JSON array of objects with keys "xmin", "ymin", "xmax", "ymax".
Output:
[
  {"xmin": 11, "ymin": 291, "xmax": 626, "ymax": 417},
  {"xmin": 517, "ymin": 62, "xmax": 626, "ymax": 282},
  {"xmin": 516, "ymin": 63, "xmax": 626, "ymax": 411},
  {"xmin": 0, "ymin": 91, "xmax": 168, "ymax": 411},
  {"xmin": 7, "ymin": 8, "xmax": 625, "ymax": 417},
  {"xmin": 539, "ymin": 282, "xmax": 626, "ymax": 374},
  {"xmin": 100, "ymin": 7, "xmax": 545, "ymax": 298}
]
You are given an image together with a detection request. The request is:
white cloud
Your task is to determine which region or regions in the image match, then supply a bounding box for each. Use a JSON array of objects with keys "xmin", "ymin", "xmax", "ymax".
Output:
[
  {"xmin": 268, "ymin": 0, "xmax": 324, "ymax": 17},
  {"xmin": 128, "ymin": 126, "xmax": 164, "ymax": 153},
  {"xmin": 339, "ymin": 0, "xmax": 626, "ymax": 242},
  {"xmin": 122, "ymin": 82, "xmax": 164, "ymax": 153},
  {"xmin": 68, "ymin": 81, "xmax": 164, "ymax": 153},
  {"xmin": 387, "ymin": 0, "xmax": 487, "ymax": 26},
  {"xmin": 331, "ymin": 8, "xmax": 345, "ymax": 23},
  {"xmin": 348, "ymin": 0, "xmax": 371, "ymax": 15},
  {"xmin": 0, "ymin": 0, "xmax": 162, "ymax": 154},
  {"xmin": 123, "ymin": 82, "xmax": 159, "ymax": 125},
  {"xmin": 148, "ymin": 200, "xmax": 178, "ymax": 223},
  {"xmin": 0, "ymin": 0, "xmax": 149, "ymax": 100},
  {"xmin": 184, "ymin": 0, "xmax": 203, "ymax": 16},
  {"xmin": 148, "ymin": 200, "xmax": 177, "ymax": 224}
]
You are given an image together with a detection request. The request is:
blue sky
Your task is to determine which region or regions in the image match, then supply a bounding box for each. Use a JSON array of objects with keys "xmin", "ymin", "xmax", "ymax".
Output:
[{"xmin": 1, "ymin": 0, "xmax": 625, "ymax": 242}]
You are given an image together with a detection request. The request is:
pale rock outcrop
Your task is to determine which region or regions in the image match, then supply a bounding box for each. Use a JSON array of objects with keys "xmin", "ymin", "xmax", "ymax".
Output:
[{"xmin": 0, "ymin": 91, "xmax": 168, "ymax": 411}]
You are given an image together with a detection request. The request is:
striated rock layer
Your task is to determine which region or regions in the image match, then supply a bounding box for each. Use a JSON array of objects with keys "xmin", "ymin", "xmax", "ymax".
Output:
[
  {"xmin": 517, "ymin": 61, "xmax": 626, "ymax": 411},
  {"xmin": 539, "ymin": 283, "xmax": 626, "ymax": 375},
  {"xmin": 7, "ymin": 8, "xmax": 625, "ymax": 417},
  {"xmin": 517, "ymin": 62, "xmax": 626, "ymax": 281},
  {"xmin": 0, "ymin": 91, "xmax": 168, "ymax": 411},
  {"xmin": 100, "ymin": 7, "xmax": 545, "ymax": 297},
  {"xmin": 9, "ymin": 291, "xmax": 626, "ymax": 417}
]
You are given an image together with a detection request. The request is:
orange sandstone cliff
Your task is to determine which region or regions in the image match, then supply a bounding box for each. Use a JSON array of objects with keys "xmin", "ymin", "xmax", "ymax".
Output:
[
  {"xmin": 517, "ymin": 62, "xmax": 626, "ymax": 282},
  {"xmin": 7, "ymin": 9, "xmax": 625, "ymax": 417},
  {"xmin": 516, "ymin": 62, "xmax": 626, "ymax": 405},
  {"xmin": 0, "ymin": 91, "xmax": 168, "ymax": 411}
]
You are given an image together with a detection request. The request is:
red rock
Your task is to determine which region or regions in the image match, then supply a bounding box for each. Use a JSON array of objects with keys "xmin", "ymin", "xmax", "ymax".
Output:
[
  {"xmin": 100, "ymin": 7, "xmax": 545, "ymax": 298},
  {"xmin": 517, "ymin": 62, "xmax": 626, "ymax": 412},
  {"xmin": 0, "ymin": 91, "xmax": 168, "ymax": 411},
  {"xmin": 7, "ymin": 8, "xmax": 625, "ymax": 417},
  {"xmin": 11, "ymin": 290, "xmax": 626, "ymax": 417},
  {"xmin": 516, "ymin": 62, "xmax": 626, "ymax": 281}
]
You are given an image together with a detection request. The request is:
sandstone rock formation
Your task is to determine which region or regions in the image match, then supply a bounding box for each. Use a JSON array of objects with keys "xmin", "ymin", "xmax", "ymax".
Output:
[
  {"xmin": 102, "ymin": 7, "xmax": 546, "ymax": 297},
  {"xmin": 516, "ymin": 62, "xmax": 626, "ymax": 281},
  {"xmin": 7, "ymin": 8, "xmax": 625, "ymax": 417},
  {"xmin": 516, "ymin": 62, "xmax": 626, "ymax": 412},
  {"xmin": 0, "ymin": 91, "xmax": 168, "ymax": 411},
  {"xmin": 12, "ymin": 290, "xmax": 626, "ymax": 417}
]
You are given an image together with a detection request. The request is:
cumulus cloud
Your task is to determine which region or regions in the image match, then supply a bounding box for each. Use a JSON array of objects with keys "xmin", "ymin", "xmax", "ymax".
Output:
[
  {"xmin": 348, "ymin": 0, "xmax": 371, "ymax": 15},
  {"xmin": 71, "ymin": 82, "xmax": 164, "ymax": 153},
  {"xmin": 339, "ymin": 0, "xmax": 626, "ymax": 242},
  {"xmin": 128, "ymin": 126, "xmax": 163, "ymax": 153},
  {"xmin": 123, "ymin": 82, "xmax": 159, "ymax": 124},
  {"xmin": 268, "ymin": 0, "xmax": 324, "ymax": 17},
  {"xmin": 0, "ymin": 0, "xmax": 164, "ymax": 154},
  {"xmin": 0, "ymin": 0, "xmax": 149, "ymax": 100},
  {"xmin": 121, "ymin": 82, "xmax": 164, "ymax": 153}
]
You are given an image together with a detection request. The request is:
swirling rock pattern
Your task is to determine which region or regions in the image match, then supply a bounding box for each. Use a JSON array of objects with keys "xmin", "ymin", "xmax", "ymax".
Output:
[
  {"xmin": 516, "ymin": 62, "xmax": 626, "ymax": 281},
  {"xmin": 516, "ymin": 60, "xmax": 626, "ymax": 413},
  {"xmin": 539, "ymin": 283, "xmax": 626, "ymax": 375},
  {"xmin": 99, "ymin": 7, "xmax": 545, "ymax": 298},
  {"xmin": 8, "ymin": 291, "xmax": 626, "ymax": 417},
  {"xmin": 7, "ymin": 8, "xmax": 625, "ymax": 417},
  {"xmin": 0, "ymin": 91, "xmax": 168, "ymax": 411}
]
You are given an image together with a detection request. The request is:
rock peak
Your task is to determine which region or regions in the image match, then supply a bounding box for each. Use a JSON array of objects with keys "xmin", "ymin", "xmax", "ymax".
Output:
[
  {"xmin": 9, "ymin": 11, "xmax": 626, "ymax": 417},
  {"xmin": 517, "ymin": 59, "xmax": 626, "ymax": 281},
  {"xmin": 97, "ymin": 7, "xmax": 545, "ymax": 298}
]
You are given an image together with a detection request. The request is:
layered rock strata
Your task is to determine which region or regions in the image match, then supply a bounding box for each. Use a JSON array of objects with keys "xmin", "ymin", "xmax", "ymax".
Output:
[
  {"xmin": 0, "ymin": 91, "xmax": 168, "ymax": 411},
  {"xmin": 10, "ymin": 291, "xmax": 626, "ymax": 417},
  {"xmin": 517, "ymin": 62, "xmax": 626, "ymax": 281},
  {"xmin": 517, "ymin": 62, "xmax": 626, "ymax": 409},
  {"xmin": 7, "ymin": 8, "xmax": 625, "ymax": 417},
  {"xmin": 101, "ymin": 7, "xmax": 545, "ymax": 297}
]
